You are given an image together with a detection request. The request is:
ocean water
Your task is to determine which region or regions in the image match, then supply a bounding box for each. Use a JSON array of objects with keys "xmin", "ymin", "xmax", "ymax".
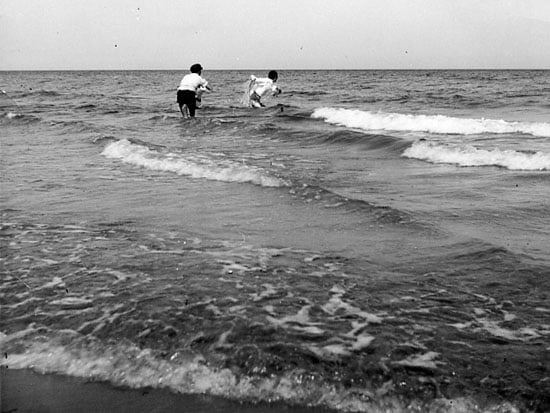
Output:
[{"xmin": 1, "ymin": 70, "xmax": 549, "ymax": 412}]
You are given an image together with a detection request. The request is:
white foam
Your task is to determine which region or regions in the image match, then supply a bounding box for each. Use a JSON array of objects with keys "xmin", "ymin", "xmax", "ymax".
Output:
[
  {"xmin": 266, "ymin": 305, "xmax": 324, "ymax": 335},
  {"xmin": 50, "ymin": 297, "xmax": 93, "ymax": 309},
  {"xmin": 350, "ymin": 333, "xmax": 375, "ymax": 351},
  {"xmin": 205, "ymin": 304, "xmax": 222, "ymax": 316},
  {"xmin": 393, "ymin": 351, "xmax": 444, "ymax": 370},
  {"xmin": 250, "ymin": 283, "xmax": 278, "ymax": 301},
  {"xmin": 449, "ymin": 311, "xmax": 545, "ymax": 342},
  {"xmin": 318, "ymin": 343, "xmax": 351, "ymax": 357},
  {"xmin": 0, "ymin": 337, "xmax": 520, "ymax": 413},
  {"xmin": 266, "ymin": 304, "xmax": 326, "ymax": 335},
  {"xmin": 322, "ymin": 285, "xmax": 383, "ymax": 323},
  {"xmin": 102, "ymin": 139, "xmax": 288, "ymax": 187},
  {"xmin": 312, "ymin": 107, "xmax": 550, "ymax": 137},
  {"xmin": 41, "ymin": 276, "xmax": 65, "ymax": 289},
  {"xmin": 476, "ymin": 319, "xmax": 542, "ymax": 341},
  {"xmin": 40, "ymin": 258, "xmax": 59, "ymax": 265},
  {"xmin": 403, "ymin": 141, "xmax": 550, "ymax": 170}
]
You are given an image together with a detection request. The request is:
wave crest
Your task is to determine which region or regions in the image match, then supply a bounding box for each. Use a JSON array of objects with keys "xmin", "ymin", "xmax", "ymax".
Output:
[
  {"xmin": 312, "ymin": 108, "xmax": 550, "ymax": 137},
  {"xmin": 102, "ymin": 139, "xmax": 288, "ymax": 187},
  {"xmin": 403, "ymin": 141, "xmax": 550, "ymax": 170}
]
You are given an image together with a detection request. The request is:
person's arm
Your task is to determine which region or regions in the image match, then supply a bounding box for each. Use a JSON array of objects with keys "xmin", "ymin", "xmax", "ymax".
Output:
[
  {"xmin": 271, "ymin": 83, "xmax": 281, "ymax": 96},
  {"xmin": 201, "ymin": 78, "xmax": 213, "ymax": 91}
]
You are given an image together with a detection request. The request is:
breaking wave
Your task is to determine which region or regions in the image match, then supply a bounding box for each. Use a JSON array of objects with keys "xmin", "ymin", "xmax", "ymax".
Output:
[
  {"xmin": 403, "ymin": 141, "xmax": 550, "ymax": 170},
  {"xmin": 102, "ymin": 139, "xmax": 288, "ymax": 187},
  {"xmin": 0, "ymin": 335, "xmax": 520, "ymax": 413},
  {"xmin": 312, "ymin": 108, "xmax": 550, "ymax": 137}
]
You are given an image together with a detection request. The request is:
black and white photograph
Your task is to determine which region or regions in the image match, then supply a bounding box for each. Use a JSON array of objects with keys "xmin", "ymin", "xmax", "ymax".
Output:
[{"xmin": 1, "ymin": 1, "xmax": 549, "ymax": 412}]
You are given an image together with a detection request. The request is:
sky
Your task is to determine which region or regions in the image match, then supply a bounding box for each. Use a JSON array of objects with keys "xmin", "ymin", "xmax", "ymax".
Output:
[{"xmin": 1, "ymin": 0, "xmax": 549, "ymax": 70}]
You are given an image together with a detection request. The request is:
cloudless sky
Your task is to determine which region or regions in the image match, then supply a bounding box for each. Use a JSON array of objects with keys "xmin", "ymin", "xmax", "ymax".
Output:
[{"xmin": 1, "ymin": 0, "xmax": 549, "ymax": 70}]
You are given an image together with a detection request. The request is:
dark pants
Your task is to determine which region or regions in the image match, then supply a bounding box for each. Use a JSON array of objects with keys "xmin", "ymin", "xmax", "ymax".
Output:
[{"xmin": 176, "ymin": 90, "xmax": 197, "ymax": 117}]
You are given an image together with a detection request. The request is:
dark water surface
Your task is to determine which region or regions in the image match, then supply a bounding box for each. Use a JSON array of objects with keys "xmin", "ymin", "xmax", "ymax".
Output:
[{"xmin": 1, "ymin": 70, "xmax": 549, "ymax": 412}]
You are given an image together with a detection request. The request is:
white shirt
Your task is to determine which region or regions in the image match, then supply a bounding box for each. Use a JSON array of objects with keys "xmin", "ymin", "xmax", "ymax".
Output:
[
  {"xmin": 178, "ymin": 73, "xmax": 208, "ymax": 92},
  {"xmin": 249, "ymin": 75, "xmax": 278, "ymax": 97}
]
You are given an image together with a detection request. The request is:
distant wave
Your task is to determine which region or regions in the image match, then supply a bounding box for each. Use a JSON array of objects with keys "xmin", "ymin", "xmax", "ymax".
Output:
[
  {"xmin": 403, "ymin": 141, "xmax": 550, "ymax": 170},
  {"xmin": 319, "ymin": 130, "xmax": 409, "ymax": 152},
  {"xmin": 102, "ymin": 139, "xmax": 288, "ymax": 187},
  {"xmin": 5, "ymin": 112, "xmax": 22, "ymax": 119},
  {"xmin": 16, "ymin": 89, "xmax": 61, "ymax": 98},
  {"xmin": 1, "ymin": 111, "xmax": 41, "ymax": 124},
  {"xmin": 286, "ymin": 90, "xmax": 328, "ymax": 96},
  {"xmin": 312, "ymin": 108, "xmax": 550, "ymax": 137}
]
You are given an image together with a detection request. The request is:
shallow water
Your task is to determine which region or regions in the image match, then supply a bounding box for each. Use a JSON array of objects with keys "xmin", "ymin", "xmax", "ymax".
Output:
[{"xmin": 1, "ymin": 70, "xmax": 549, "ymax": 412}]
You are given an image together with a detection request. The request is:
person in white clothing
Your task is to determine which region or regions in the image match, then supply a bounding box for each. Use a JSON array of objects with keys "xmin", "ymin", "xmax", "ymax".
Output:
[
  {"xmin": 248, "ymin": 70, "xmax": 281, "ymax": 108},
  {"xmin": 176, "ymin": 63, "xmax": 212, "ymax": 117}
]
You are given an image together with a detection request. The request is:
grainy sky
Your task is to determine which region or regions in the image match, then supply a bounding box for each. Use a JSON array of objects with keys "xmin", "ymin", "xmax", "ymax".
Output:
[{"xmin": 1, "ymin": 0, "xmax": 549, "ymax": 70}]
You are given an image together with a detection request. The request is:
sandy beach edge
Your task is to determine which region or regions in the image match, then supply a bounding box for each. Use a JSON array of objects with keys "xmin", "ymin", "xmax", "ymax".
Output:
[{"xmin": 1, "ymin": 367, "xmax": 337, "ymax": 413}]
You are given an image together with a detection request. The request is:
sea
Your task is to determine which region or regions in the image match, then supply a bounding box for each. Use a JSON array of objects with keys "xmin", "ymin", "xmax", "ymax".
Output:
[{"xmin": 1, "ymin": 70, "xmax": 549, "ymax": 412}]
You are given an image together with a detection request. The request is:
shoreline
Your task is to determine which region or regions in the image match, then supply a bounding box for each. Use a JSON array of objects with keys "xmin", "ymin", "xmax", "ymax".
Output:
[{"xmin": 1, "ymin": 367, "xmax": 336, "ymax": 413}]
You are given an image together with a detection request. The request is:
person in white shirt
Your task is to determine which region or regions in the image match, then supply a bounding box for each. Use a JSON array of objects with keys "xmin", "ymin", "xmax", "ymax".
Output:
[
  {"xmin": 248, "ymin": 70, "xmax": 281, "ymax": 108},
  {"xmin": 176, "ymin": 63, "xmax": 212, "ymax": 117}
]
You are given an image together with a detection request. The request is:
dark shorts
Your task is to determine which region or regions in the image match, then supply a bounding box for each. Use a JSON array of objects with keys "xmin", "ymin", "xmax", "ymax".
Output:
[{"xmin": 176, "ymin": 90, "xmax": 197, "ymax": 116}]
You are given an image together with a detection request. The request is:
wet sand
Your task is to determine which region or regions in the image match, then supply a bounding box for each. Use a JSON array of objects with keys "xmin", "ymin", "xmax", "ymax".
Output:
[{"xmin": 1, "ymin": 367, "xmax": 336, "ymax": 413}]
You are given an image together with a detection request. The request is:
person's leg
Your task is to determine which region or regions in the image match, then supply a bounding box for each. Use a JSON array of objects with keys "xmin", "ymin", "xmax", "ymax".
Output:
[
  {"xmin": 188, "ymin": 102, "xmax": 196, "ymax": 117},
  {"xmin": 179, "ymin": 104, "xmax": 189, "ymax": 117},
  {"xmin": 181, "ymin": 90, "xmax": 197, "ymax": 117},
  {"xmin": 195, "ymin": 89, "xmax": 204, "ymax": 109},
  {"xmin": 249, "ymin": 92, "xmax": 264, "ymax": 108},
  {"xmin": 181, "ymin": 90, "xmax": 189, "ymax": 118}
]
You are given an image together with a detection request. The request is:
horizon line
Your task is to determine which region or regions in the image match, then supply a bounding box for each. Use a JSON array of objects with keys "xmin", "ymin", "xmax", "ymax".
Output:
[{"xmin": 1, "ymin": 68, "xmax": 549, "ymax": 72}]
